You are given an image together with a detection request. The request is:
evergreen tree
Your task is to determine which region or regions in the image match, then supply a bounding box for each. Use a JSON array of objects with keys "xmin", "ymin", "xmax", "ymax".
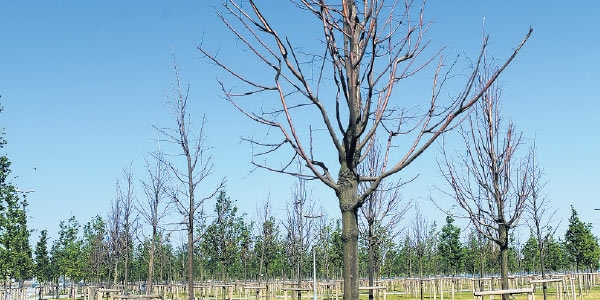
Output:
[
  {"xmin": 34, "ymin": 230, "xmax": 52, "ymax": 284},
  {"xmin": 521, "ymin": 234, "xmax": 539, "ymax": 273},
  {"xmin": 437, "ymin": 216, "xmax": 464, "ymax": 275},
  {"xmin": 544, "ymin": 234, "xmax": 568, "ymax": 272},
  {"xmin": 564, "ymin": 207, "xmax": 600, "ymax": 272}
]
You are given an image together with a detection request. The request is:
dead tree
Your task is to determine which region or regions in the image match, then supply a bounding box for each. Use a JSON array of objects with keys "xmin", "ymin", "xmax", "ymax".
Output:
[
  {"xmin": 358, "ymin": 141, "xmax": 410, "ymax": 300},
  {"xmin": 200, "ymin": 1, "xmax": 531, "ymax": 298},
  {"xmin": 157, "ymin": 56, "xmax": 225, "ymax": 300},
  {"xmin": 438, "ymin": 75, "xmax": 533, "ymax": 299},
  {"xmin": 138, "ymin": 150, "xmax": 171, "ymax": 293}
]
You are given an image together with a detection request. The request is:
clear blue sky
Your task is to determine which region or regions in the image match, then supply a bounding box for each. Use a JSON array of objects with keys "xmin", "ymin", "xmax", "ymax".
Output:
[{"xmin": 1, "ymin": 1, "xmax": 598, "ymax": 245}]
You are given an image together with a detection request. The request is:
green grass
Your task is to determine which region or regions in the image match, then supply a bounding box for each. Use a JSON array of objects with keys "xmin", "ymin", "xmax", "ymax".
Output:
[{"xmin": 359, "ymin": 286, "xmax": 600, "ymax": 300}]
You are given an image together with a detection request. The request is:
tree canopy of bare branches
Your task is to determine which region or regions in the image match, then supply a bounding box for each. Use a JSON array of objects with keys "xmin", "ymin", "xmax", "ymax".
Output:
[
  {"xmin": 438, "ymin": 76, "xmax": 534, "ymax": 299},
  {"xmin": 157, "ymin": 55, "xmax": 225, "ymax": 300},
  {"xmin": 138, "ymin": 150, "xmax": 171, "ymax": 292},
  {"xmin": 200, "ymin": 1, "xmax": 531, "ymax": 298}
]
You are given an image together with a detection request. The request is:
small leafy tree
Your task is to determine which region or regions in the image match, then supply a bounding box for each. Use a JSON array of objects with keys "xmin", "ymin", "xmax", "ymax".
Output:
[
  {"xmin": 564, "ymin": 207, "xmax": 600, "ymax": 272},
  {"xmin": 34, "ymin": 230, "xmax": 52, "ymax": 284},
  {"xmin": 51, "ymin": 216, "xmax": 84, "ymax": 297},
  {"xmin": 521, "ymin": 234, "xmax": 539, "ymax": 273},
  {"xmin": 201, "ymin": 190, "xmax": 248, "ymax": 280},
  {"xmin": 82, "ymin": 215, "xmax": 108, "ymax": 283},
  {"xmin": 0, "ymin": 146, "xmax": 33, "ymax": 287},
  {"xmin": 437, "ymin": 216, "xmax": 464, "ymax": 275}
]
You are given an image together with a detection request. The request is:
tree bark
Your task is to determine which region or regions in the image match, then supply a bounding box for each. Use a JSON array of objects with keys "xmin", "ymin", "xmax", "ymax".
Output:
[
  {"xmin": 499, "ymin": 224, "xmax": 509, "ymax": 300},
  {"xmin": 341, "ymin": 207, "xmax": 359, "ymax": 300}
]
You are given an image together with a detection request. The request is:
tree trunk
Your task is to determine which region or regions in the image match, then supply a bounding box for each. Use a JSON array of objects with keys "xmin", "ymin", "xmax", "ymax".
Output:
[
  {"xmin": 148, "ymin": 229, "xmax": 156, "ymax": 293},
  {"xmin": 499, "ymin": 225, "xmax": 509, "ymax": 300},
  {"xmin": 341, "ymin": 208, "xmax": 359, "ymax": 300},
  {"xmin": 188, "ymin": 223, "xmax": 194, "ymax": 300}
]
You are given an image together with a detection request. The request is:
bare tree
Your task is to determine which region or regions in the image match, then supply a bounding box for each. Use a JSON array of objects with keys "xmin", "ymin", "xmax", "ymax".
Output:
[
  {"xmin": 411, "ymin": 205, "xmax": 436, "ymax": 300},
  {"xmin": 138, "ymin": 150, "xmax": 171, "ymax": 293},
  {"xmin": 438, "ymin": 75, "xmax": 533, "ymax": 298},
  {"xmin": 358, "ymin": 141, "xmax": 410, "ymax": 300},
  {"xmin": 525, "ymin": 145, "xmax": 559, "ymax": 300},
  {"xmin": 157, "ymin": 56, "xmax": 225, "ymax": 300},
  {"xmin": 282, "ymin": 172, "xmax": 318, "ymax": 296},
  {"xmin": 120, "ymin": 165, "xmax": 137, "ymax": 294},
  {"xmin": 107, "ymin": 165, "xmax": 137, "ymax": 292},
  {"xmin": 200, "ymin": 1, "xmax": 531, "ymax": 297},
  {"xmin": 107, "ymin": 185, "xmax": 123, "ymax": 287}
]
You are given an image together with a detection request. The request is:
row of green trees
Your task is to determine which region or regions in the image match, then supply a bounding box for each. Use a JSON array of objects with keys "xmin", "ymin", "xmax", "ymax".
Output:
[{"xmin": 23, "ymin": 196, "xmax": 599, "ymax": 289}]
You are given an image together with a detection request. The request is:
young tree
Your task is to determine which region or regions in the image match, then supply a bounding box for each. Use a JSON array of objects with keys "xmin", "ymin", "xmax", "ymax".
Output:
[
  {"xmin": 158, "ymin": 56, "xmax": 225, "ymax": 300},
  {"xmin": 437, "ymin": 216, "xmax": 463, "ymax": 275},
  {"xmin": 51, "ymin": 216, "xmax": 83, "ymax": 297},
  {"xmin": 358, "ymin": 141, "xmax": 409, "ymax": 299},
  {"xmin": 521, "ymin": 233, "xmax": 539, "ymax": 273},
  {"xmin": 439, "ymin": 76, "xmax": 534, "ymax": 297},
  {"xmin": 201, "ymin": 190, "xmax": 248, "ymax": 281},
  {"xmin": 254, "ymin": 198, "xmax": 282, "ymax": 283},
  {"xmin": 282, "ymin": 176, "xmax": 315, "ymax": 294},
  {"xmin": 34, "ymin": 230, "xmax": 52, "ymax": 285},
  {"xmin": 139, "ymin": 150, "xmax": 171, "ymax": 292},
  {"xmin": 525, "ymin": 149, "xmax": 558, "ymax": 300},
  {"xmin": 0, "ymin": 152, "xmax": 33, "ymax": 287},
  {"xmin": 564, "ymin": 207, "xmax": 600, "ymax": 272},
  {"xmin": 200, "ymin": 2, "xmax": 531, "ymax": 298},
  {"xmin": 119, "ymin": 166, "xmax": 137, "ymax": 294},
  {"xmin": 411, "ymin": 206, "xmax": 437, "ymax": 300},
  {"xmin": 82, "ymin": 215, "xmax": 108, "ymax": 284}
]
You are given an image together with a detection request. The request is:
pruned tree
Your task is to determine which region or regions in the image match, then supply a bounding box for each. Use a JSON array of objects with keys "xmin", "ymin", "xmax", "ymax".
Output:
[
  {"xmin": 358, "ymin": 140, "xmax": 409, "ymax": 300},
  {"xmin": 438, "ymin": 74, "xmax": 534, "ymax": 298},
  {"xmin": 139, "ymin": 150, "xmax": 171, "ymax": 292},
  {"xmin": 157, "ymin": 55, "xmax": 225, "ymax": 300},
  {"xmin": 200, "ymin": 1, "xmax": 531, "ymax": 297}
]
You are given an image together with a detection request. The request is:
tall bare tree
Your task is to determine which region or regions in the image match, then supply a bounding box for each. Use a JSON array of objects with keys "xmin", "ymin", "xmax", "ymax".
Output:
[
  {"xmin": 107, "ymin": 166, "xmax": 137, "ymax": 291},
  {"xmin": 438, "ymin": 75, "xmax": 534, "ymax": 298},
  {"xmin": 120, "ymin": 165, "xmax": 136, "ymax": 294},
  {"xmin": 139, "ymin": 150, "xmax": 171, "ymax": 293},
  {"xmin": 157, "ymin": 56, "xmax": 225, "ymax": 300},
  {"xmin": 200, "ymin": 1, "xmax": 531, "ymax": 298}
]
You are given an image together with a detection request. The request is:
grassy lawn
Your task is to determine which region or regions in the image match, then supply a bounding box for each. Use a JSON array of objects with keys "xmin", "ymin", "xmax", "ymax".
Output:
[{"xmin": 362, "ymin": 286, "xmax": 600, "ymax": 300}]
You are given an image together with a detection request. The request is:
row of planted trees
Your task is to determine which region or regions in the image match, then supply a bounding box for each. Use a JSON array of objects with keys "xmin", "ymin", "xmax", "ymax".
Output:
[{"xmin": 26, "ymin": 195, "xmax": 599, "ymax": 291}]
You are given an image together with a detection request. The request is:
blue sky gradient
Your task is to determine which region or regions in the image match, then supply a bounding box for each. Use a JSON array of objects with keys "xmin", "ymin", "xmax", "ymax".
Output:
[{"xmin": 1, "ymin": 1, "xmax": 598, "ymax": 244}]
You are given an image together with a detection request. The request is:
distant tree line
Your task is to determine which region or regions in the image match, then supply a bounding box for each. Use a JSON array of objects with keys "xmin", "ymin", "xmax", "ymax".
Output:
[{"xmin": 22, "ymin": 196, "xmax": 600, "ymax": 289}]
